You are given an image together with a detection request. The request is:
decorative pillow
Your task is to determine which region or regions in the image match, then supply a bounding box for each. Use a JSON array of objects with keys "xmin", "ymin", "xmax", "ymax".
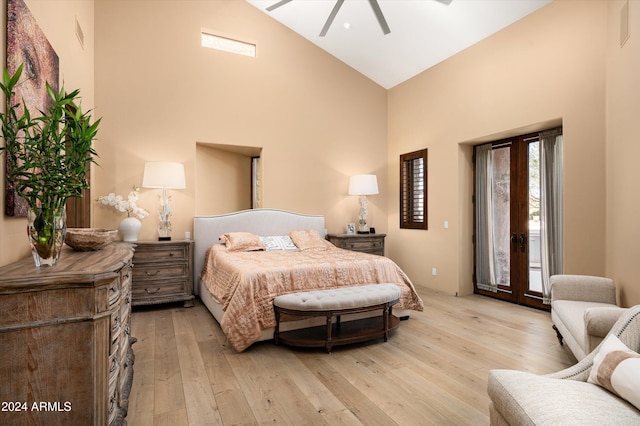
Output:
[
  {"xmin": 289, "ymin": 229, "xmax": 332, "ymax": 251},
  {"xmin": 259, "ymin": 236, "xmax": 299, "ymax": 252},
  {"xmin": 587, "ymin": 334, "xmax": 640, "ymax": 410},
  {"xmin": 221, "ymin": 232, "xmax": 265, "ymax": 252}
]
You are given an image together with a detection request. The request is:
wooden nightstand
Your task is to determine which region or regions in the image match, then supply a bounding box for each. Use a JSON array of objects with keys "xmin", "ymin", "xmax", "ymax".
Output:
[
  {"xmin": 327, "ymin": 233, "xmax": 386, "ymax": 256},
  {"xmin": 132, "ymin": 240, "xmax": 195, "ymax": 307}
]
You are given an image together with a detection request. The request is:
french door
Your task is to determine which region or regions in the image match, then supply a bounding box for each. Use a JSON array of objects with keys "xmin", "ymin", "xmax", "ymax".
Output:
[{"xmin": 473, "ymin": 133, "xmax": 547, "ymax": 310}]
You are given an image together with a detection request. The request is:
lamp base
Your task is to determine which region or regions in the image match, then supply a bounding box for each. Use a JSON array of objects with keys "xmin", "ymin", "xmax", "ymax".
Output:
[{"xmin": 158, "ymin": 236, "xmax": 171, "ymax": 241}]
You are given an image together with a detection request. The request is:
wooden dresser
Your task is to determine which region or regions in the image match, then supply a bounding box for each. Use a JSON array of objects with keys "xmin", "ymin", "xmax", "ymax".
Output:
[
  {"xmin": 327, "ymin": 233, "xmax": 386, "ymax": 256},
  {"xmin": 131, "ymin": 240, "xmax": 194, "ymax": 307},
  {"xmin": 0, "ymin": 243, "xmax": 135, "ymax": 426}
]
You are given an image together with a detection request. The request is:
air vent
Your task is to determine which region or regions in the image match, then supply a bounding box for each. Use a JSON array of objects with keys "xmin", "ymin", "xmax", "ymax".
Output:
[
  {"xmin": 75, "ymin": 17, "xmax": 84, "ymax": 49},
  {"xmin": 201, "ymin": 32, "xmax": 256, "ymax": 58},
  {"xmin": 620, "ymin": 0, "xmax": 630, "ymax": 47}
]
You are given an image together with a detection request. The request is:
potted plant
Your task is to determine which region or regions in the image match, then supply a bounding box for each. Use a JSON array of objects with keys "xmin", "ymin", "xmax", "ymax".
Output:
[
  {"xmin": 97, "ymin": 186, "xmax": 149, "ymax": 241},
  {"xmin": 0, "ymin": 65, "xmax": 100, "ymax": 266}
]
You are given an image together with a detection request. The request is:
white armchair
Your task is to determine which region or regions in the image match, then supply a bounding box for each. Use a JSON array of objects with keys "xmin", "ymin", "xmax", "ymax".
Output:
[
  {"xmin": 488, "ymin": 305, "xmax": 640, "ymax": 425},
  {"xmin": 550, "ymin": 274, "xmax": 626, "ymax": 360}
]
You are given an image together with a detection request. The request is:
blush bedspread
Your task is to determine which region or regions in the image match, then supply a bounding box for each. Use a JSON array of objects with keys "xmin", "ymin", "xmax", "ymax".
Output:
[{"xmin": 200, "ymin": 244, "xmax": 424, "ymax": 352}]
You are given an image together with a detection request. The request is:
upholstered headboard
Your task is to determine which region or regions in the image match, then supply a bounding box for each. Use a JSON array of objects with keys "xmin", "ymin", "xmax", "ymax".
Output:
[{"xmin": 193, "ymin": 209, "xmax": 326, "ymax": 294}]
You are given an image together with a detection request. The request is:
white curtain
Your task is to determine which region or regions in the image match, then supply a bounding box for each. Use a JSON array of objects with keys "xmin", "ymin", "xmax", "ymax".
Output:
[
  {"xmin": 539, "ymin": 130, "xmax": 563, "ymax": 304},
  {"xmin": 475, "ymin": 143, "xmax": 498, "ymax": 292}
]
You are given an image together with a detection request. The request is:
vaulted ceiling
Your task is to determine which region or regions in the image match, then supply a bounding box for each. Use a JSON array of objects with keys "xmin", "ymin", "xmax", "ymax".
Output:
[{"xmin": 247, "ymin": 0, "xmax": 553, "ymax": 88}]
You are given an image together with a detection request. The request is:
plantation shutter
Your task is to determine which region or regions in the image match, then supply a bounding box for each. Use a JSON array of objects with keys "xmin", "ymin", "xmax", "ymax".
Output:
[{"xmin": 400, "ymin": 149, "xmax": 428, "ymax": 230}]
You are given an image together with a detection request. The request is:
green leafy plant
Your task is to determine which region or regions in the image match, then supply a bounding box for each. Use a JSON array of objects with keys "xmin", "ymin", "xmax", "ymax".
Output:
[
  {"xmin": 0, "ymin": 64, "xmax": 100, "ymax": 210},
  {"xmin": 0, "ymin": 64, "xmax": 100, "ymax": 263}
]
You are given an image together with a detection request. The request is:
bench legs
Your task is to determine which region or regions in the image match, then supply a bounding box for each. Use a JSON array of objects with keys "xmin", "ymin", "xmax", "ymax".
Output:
[
  {"xmin": 274, "ymin": 300, "xmax": 399, "ymax": 352},
  {"xmin": 383, "ymin": 305, "xmax": 390, "ymax": 341},
  {"xmin": 274, "ymin": 308, "xmax": 281, "ymax": 344}
]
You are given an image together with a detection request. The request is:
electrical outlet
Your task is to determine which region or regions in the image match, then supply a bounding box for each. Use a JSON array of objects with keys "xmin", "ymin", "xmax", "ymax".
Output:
[
  {"xmin": 432, "ymin": 268, "xmax": 437, "ymax": 276},
  {"xmin": 444, "ymin": 221, "xmax": 449, "ymax": 229}
]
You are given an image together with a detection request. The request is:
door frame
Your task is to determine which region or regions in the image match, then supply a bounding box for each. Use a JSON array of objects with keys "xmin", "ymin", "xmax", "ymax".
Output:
[{"xmin": 473, "ymin": 133, "xmax": 548, "ymax": 311}]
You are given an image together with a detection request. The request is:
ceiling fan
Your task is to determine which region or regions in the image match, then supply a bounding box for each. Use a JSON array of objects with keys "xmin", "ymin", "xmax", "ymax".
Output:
[{"xmin": 266, "ymin": 0, "xmax": 453, "ymax": 37}]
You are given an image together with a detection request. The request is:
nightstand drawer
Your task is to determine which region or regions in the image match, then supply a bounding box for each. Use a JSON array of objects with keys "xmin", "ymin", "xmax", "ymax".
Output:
[
  {"xmin": 344, "ymin": 240, "xmax": 383, "ymax": 251},
  {"xmin": 132, "ymin": 263, "xmax": 187, "ymax": 281},
  {"xmin": 326, "ymin": 233, "xmax": 386, "ymax": 256},
  {"xmin": 132, "ymin": 282, "xmax": 187, "ymax": 299},
  {"xmin": 133, "ymin": 244, "xmax": 188, "ymax": 262},
  {"xmin": 132, "ymin": 240, "xmax": 195, "ymax": 307}
]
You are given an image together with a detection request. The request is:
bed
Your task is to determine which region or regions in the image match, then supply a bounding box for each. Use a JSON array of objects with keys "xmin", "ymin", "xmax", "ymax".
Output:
[{"xmin": 193, "ymin": 209, "xmax": 423, "ymax": 352}]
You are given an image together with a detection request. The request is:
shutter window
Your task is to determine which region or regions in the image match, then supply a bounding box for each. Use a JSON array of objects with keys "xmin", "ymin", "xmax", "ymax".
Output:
[{"xmin": 400, "ymin": 149, "xmax": 428, "ymax": 230}]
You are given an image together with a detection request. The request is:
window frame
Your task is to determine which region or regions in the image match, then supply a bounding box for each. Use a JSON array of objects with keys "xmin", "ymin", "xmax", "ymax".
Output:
[{"xmin": 400, "ymin": 148, "xmax": 428, "ymax": 230}]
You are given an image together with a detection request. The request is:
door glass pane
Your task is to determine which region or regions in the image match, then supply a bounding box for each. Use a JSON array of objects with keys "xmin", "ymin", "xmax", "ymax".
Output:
[
  {"xmin": 491, "ymin": 147, "xmax": 510, "ymax": 287},
  {"xmin": 528, "ymin": 141, "xmax": 542, "ymax": 293}
]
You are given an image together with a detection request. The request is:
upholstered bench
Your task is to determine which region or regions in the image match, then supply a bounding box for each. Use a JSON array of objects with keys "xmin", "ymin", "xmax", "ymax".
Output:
[{"xmin": 273, "ymin": 283, "xmax": 401, "ymax": 352}]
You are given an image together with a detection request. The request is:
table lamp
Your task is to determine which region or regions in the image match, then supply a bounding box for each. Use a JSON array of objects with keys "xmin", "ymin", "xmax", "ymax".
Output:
[
  {"xmin": 348, "ymin": 174, "xmax": 379, "ymax": 234},
  {"xmin": 142, "ymin": 162, "xmax": 186, "ymax": 241}
]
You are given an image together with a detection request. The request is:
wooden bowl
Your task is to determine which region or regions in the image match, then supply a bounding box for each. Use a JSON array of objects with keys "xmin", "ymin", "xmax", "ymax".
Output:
[{"xmin": 65, "ymin": 228, "xmax": 119, "ymax": 251}]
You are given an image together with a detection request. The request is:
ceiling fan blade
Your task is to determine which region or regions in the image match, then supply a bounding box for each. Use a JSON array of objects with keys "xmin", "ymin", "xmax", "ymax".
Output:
[
  {"xmin": 319, "ymin": 0, "xmax": 345, "ymax": 37},
  {"xmin": 433, "ymin": 0, "xmax": 453, "ymax": 5},
  {"xmin": 368, "ymin": 0, "xmax": 390, "ymax": 35},
  {"xmin": 266, "ymin": 0, "xmax": 294, "ymax": 12}
]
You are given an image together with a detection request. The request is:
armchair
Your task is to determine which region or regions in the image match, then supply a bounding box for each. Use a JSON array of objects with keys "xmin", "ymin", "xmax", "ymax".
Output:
[
  {"xmin": 550, "ymin": 274, "xmax": 626, "ymax": 360},
  {"xmin": 488, "ymin": 305, "xmax": 640, "ymax": 425}
]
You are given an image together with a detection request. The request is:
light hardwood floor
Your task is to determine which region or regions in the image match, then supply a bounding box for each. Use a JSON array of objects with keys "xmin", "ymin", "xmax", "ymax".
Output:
[{"xmin": 127, "ymin": 287, "xmax": 574, "ymax": 425}]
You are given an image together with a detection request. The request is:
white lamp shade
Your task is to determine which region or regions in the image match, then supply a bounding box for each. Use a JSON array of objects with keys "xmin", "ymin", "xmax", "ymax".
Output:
[
  {"xmin": 348, "ymin": 174, "xmax": 379, "ymax": 196},
  {"xmin": 142, "ymin": 162, "xmax": 186, "ymax": 189}
]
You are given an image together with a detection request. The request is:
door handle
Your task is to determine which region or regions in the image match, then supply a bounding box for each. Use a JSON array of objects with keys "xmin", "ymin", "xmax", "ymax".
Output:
[
  {"xmin": 511, "ymin": 234, "xmax": 518, "ymax": 252},
  {"xmin": 519, "ymin": 233, "xmax": 526, "ymax": 252}
]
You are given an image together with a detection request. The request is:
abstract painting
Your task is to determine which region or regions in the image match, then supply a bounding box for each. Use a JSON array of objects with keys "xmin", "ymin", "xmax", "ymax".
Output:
[{"xmin": 5, "ymin": 0, "xmax": 59, "ymax": 216}]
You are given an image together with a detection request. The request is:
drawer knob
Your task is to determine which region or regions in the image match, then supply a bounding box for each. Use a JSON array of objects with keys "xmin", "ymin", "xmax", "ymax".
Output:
[
  {"xmin": 169, "ymin": 252, "xmax": 175, "ymax": 257},
  {"xmin": 145, "ymin": 288, "xmax": 160, "ymax": 294},
  {"xmin": 145, "ymin": 270, "xmax": 160, "ymax": 277}
]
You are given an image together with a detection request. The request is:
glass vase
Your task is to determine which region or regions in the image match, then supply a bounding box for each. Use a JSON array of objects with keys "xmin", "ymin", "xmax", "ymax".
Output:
[{"xmin": 27, "ymin": 206, "xmax": 67, "ymax": 267}]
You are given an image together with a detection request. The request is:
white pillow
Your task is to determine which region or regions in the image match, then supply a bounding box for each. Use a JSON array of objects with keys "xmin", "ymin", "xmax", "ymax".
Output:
[
  {"xmin": 259, "ymin": 235, "xmax": 299, "ymax": 252},
  {"xmin": 587, "ymin": 334, "xmax": 640, "ymax": 410}
]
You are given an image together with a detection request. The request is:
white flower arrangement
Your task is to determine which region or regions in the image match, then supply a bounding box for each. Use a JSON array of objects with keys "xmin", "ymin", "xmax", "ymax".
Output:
[{"xmin": 97, "ymin": 186, "xmax": 149, "ymax": 220}]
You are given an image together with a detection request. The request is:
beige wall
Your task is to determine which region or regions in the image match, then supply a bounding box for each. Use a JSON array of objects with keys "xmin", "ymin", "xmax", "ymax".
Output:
[
  {"xmin": 606, "ymin": 0, "xmax": 640, "ymax": 307},
  {"xmin": 0, "ymin": 0, "xmax": 95, "ymax": 265},
  {"xmin": 387, "ymin": 0, "xmax": 608, "ymax": 295},
  {"xmin": 0, "ymin": 0, "xmax": 637, "ymax": 308},
  {"xmin": 195, "ymin": 144, "xmax": 253, "ymax": 215},
  {"xmin": 92, "ymin": 0, "xmax": 388, "ymax": 241}
]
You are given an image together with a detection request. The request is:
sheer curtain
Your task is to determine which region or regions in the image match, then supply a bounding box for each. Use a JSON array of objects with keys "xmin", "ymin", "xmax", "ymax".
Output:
[
  {"xmin": 539, "ymin": 129, "xmax": 564, "ymax": 304},
  {"xmin": 475, "ymin": 143, "xmax": 498, "ymax": 292}
]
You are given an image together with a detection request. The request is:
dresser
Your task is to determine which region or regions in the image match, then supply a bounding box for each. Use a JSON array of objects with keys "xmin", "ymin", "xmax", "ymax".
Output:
[
  {"xmin": 327, "ymin": 233, "xmax": 386, "ymax": 256},
  {"xmin": 0, "ymin": 243, "xmax": 135, "ymax": 426},
  {"xmin": 131, "ymin": 240, "xmax": 194, "ymax": 307}
]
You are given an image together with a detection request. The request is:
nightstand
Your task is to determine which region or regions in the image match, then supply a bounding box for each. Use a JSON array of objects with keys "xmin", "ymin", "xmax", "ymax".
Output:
[
  {"xmin": 132, "ymin": 240, "xmax": 195, "ymax": 307},
  {"xmin": 327, "ymin": 233, "xmax": 386, "ymax": 256}
]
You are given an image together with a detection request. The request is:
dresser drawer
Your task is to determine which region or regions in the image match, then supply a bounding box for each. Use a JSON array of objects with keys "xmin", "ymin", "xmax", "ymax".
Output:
[
  {"xmin": 108, "ymin": 278, "xmax": 120, "ymax": 308},
  {"xmin": 107, "ymin": 355, "xmax": 119, "ymax": 426}
]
